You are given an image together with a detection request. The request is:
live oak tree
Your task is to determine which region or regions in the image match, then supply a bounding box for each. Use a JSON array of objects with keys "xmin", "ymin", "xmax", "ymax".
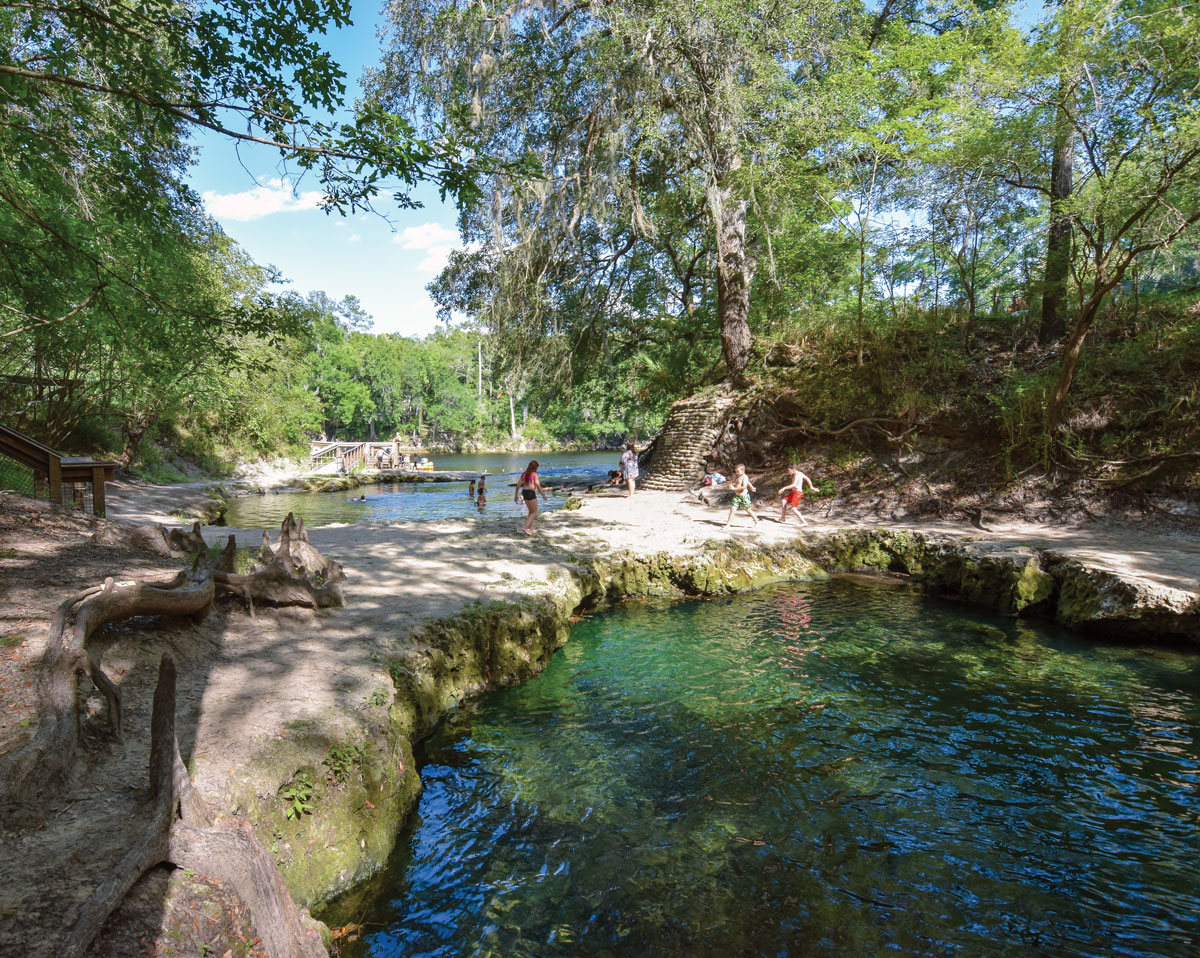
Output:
[{"xmin": 372, "ymin": 0, "xmax": 858, "ymax": 383}]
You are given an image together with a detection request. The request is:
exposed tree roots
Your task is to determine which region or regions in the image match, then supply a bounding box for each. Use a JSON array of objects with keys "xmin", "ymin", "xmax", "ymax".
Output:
[
  {"xmin": 0, "ymin": 512, "xmax": 344, "ymax": 955},
  {"xmin": 67, "ymin": 655, "xmax": 326, "ymax": 957}
]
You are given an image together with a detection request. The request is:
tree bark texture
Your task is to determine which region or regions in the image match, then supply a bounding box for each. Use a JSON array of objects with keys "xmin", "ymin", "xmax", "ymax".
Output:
[
  {"xmin": 715, "ymin": 187, "xmax": 753, "ymax": 383},
  {"xmin": 1040, "ymin": 78, "xmax": 1076, "ymax": 344}
]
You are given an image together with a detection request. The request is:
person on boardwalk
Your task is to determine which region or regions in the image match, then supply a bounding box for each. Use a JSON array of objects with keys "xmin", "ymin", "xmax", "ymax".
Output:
[
  {"xmin": 724, "ymin": 464, "xmax": 759, "ymax": 528},
  {"xmin": 778, "ymin": 465, "xmax": 816, "ymax": 525},
  {"xmin": 620, "ymin": 442, "xmax": 639, "ymax": 497},
  {"xmin": 515, "ymin": 460, "xmax": 548, "ymax": 535}
]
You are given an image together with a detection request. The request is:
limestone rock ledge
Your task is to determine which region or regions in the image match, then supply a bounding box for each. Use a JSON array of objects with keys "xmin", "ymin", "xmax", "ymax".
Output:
[
  {"xmin": 218, "ymin": 529, "xmax": 1195, "ymax": 948},
  {"xmin": 804, "ymin": 528, "xmax": 1199, "ymax": 643}
]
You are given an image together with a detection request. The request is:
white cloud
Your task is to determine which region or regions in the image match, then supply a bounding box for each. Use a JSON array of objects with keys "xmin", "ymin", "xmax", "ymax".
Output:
[
  {"xmin": 394, "ymin": 221, "xmax": 462, "ymax": 273},
  {"xmin": 202, "ymin": 177, "xmax": 325, "ymax": 222},
  {"xmin": 396, "ymin": 222, "xmax": 460, "ymax": 248},
  {"xmin": 369, "ymin": 295, "xmax": 445, "ymax": 337},
  {"xmin": 347, "ymin": 233, "xmax": 362, "ymax": 243}
]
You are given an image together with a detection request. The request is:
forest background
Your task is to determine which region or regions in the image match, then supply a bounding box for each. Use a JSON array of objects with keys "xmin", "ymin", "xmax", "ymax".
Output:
[{"xmin": 1, "ymin": 0, "xmax": 1197, "ymax": 489}]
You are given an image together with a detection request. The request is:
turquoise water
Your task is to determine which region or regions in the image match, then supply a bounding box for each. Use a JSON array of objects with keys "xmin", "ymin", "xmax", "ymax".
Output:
[
  {"xmin": 333, "ymin": 580, "xmax": 1200, "ymax": 957},
  {"xmin": 221, "ymin": 451, "xmax": 616, "ymax": 528}
]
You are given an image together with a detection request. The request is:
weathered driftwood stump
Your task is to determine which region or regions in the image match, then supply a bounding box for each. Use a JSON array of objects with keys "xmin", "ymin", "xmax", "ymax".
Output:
[
  {"xmin": 67, "ymin": 655, "xmax": 326, "ymax": 958},
  {"xmin": 0, "ymin": 514, "xmax": 344, "ymax": 802},
  {"xmin": 131, "ymin": 520, "xmax": 208, "ymax": 557},
  {"xmin": 0, "ymin": 561, "xmax": 215, "ymax": 799}
]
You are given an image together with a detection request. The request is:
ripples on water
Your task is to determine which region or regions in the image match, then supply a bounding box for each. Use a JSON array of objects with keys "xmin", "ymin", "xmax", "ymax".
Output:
[
  {"xmin": 221, "ymin": 452, "xmax": 614, "ymax": 528},
  {"xmin": 331, "ymin": 580, "xmax": 1200, "ymax": 957}
]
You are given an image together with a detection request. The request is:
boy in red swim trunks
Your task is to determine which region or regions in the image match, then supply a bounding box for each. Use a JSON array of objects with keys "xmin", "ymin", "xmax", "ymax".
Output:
[{"xmin": 779, "ymin": 465, "xmax": 816, "ymax": 525}]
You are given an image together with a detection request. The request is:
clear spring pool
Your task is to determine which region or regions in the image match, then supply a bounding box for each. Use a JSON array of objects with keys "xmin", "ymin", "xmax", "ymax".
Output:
[{"xmin": 330, "ymin": 579, "xmax": 1200, "ymax": 957}]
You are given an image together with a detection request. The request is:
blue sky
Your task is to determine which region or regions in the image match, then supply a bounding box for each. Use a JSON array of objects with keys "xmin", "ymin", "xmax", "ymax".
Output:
[{"xmin": 186, "ymin": 0, "xmax": 460, "ymax": 337}]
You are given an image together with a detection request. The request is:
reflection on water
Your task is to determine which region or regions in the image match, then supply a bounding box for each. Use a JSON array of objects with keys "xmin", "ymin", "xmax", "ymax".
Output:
[
  {"xmin": 222, "ymin": 451, "xmax": 615, "ymax": 528},
  {"xmin": 330, "ymin": 580, "xmax": 1200, "ymax": 958}
]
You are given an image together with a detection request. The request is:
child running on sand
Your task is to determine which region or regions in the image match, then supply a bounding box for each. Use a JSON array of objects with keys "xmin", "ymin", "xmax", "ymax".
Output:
[
  {"xmin": 778, "ymin": 465, "xmax": 816, "ymax": 525},
  {"xmin": 724, "ymin": 464, "xmax": 758, "ymax": 528}
]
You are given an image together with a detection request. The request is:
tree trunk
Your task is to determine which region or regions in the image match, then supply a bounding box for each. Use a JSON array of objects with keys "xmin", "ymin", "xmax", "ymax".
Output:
[
  {"xmin": 508, "ymin": 390, "xmax": 517, "ymax": 440},
  {"xmin": 856, "ymin": 238, "xmax": 866, "ymax": 366},
  {"xmin": 713, "ymin": 184, "xmax": 753, "ymax": 383},
  {"xmin": 1040, "ymin": 75, "xmax": 1076, "ymax": 344},
  {"xmin": 67, "ymin": 654, "xmax": 326, "ymax": 958},
  {"xmin": 1046, "ymin": 291, "xmax": 1106, "ymax": 428}
]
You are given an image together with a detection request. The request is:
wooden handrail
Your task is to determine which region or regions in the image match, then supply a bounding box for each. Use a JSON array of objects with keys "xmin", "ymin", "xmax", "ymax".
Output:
[{"xmin": 0, "ymin": 423, "xmax": 116, "ymax": 516}]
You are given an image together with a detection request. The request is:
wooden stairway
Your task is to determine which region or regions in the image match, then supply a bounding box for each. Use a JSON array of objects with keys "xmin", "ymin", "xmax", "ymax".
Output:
[
  {"xmin": 0, "ymin": 423, "xmax": 116, "ymax": 516},
  {"xmin": 640, "ymin": 390, "xmax": 737, "ymax": 491}
]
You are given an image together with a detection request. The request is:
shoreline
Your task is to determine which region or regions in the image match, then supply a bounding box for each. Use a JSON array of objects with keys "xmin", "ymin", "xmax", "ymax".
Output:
[{"xmin": 1, "ymin": 484, "xmax": 1198, "ymax": 955}]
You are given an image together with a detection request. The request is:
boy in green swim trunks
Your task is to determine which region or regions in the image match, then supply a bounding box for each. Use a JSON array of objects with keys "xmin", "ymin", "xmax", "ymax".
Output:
[{"xmin": 723, "ymin": 464, "xmax": 759, "ymax": 528}]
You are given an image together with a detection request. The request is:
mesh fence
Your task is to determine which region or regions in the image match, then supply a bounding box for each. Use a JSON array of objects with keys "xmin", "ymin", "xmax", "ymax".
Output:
[
  {"xmin": 0, "ymin": 452, "xmax": 37, "ymax": 498},
  {"xmin": 64, "ymin": 481, "xmax": 95, "ymax": 514},
  {"xmin": 0, "ymin": 452, "xmax": 96, "ymax": 512}
]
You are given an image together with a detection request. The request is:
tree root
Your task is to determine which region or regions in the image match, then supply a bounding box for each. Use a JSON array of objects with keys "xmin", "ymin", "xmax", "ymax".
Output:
[
  {"xmin": 0, "ymin": 566, "xmax": 214, "ymax": 800},
  {"xmin": 67, "ymin": 655, "xmax": 326, "ymax": 957},
  {"xmin": 0, "ymin": 514, "xmax": 343, "ymax": 804},
  {"xmin": 214, "ymin": 513, "xmax": 346, "ymax": 609}
]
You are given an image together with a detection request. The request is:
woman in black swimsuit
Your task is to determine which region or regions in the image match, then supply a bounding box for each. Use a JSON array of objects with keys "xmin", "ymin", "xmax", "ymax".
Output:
[{"xmin": 514, "ymin": 460, "xmax": 548, "ymax": 535}]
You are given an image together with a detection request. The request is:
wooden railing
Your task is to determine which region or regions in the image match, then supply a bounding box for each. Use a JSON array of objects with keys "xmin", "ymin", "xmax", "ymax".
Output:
[
  {"xmin": 0, "ymin": 423, "xmax": 116, "ymax": 516},
  {"xmin": 308, "ymin": 441, "xmax": 417, "ymax": 473}
]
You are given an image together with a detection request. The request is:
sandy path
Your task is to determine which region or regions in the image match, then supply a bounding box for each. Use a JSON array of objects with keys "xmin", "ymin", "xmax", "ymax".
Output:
[{"xmin": 107, "ymin": 481, "xmax": 1200, "ymax": 606}]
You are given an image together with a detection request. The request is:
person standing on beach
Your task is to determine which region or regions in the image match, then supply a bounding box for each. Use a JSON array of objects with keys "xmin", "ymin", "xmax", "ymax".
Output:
[
  {"xmin": 620, "ymin": 442, "xmax": 639, "ymax": 497},
  {"xmin": 724, "ymin": 464, "xmax": 759, "ymax": 528},
  {"xmin": 778, "ymin": 465, "xmax": 816, "ymax": 525},
  {"xmin": 515, "ymin": 460, "xmax": 548, "ymax": 535}
]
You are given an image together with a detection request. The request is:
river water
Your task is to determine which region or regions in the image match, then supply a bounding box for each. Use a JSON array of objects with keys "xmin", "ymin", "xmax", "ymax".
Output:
[
  {"xmin": 222, "ymin": 451, "xmax": 617, "ymax": 528},
  {"xmin": 329, "ymin": 579, "xmax": 1200, "ymax": 958}
]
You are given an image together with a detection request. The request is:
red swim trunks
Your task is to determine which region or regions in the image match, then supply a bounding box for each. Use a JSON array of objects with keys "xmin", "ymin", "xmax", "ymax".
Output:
[{"xmin": 784, "ymin": 490, "xmax": 804, "ymax": 506}]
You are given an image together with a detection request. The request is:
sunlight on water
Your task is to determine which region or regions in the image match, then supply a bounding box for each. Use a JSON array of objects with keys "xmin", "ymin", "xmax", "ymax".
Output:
[
  {"xmin": 329, "ymin": 580, "xmax": 1200, "ymax": 957},
  {"xmin": 221, "ymin": 452, "xmax": 614, "ymax": 528}
]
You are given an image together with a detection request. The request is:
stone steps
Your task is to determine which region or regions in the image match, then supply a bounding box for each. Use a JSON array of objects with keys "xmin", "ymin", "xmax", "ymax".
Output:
[{"xmin": 640, "ymin": 391, "xmax": 736, "ymax": 491}]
